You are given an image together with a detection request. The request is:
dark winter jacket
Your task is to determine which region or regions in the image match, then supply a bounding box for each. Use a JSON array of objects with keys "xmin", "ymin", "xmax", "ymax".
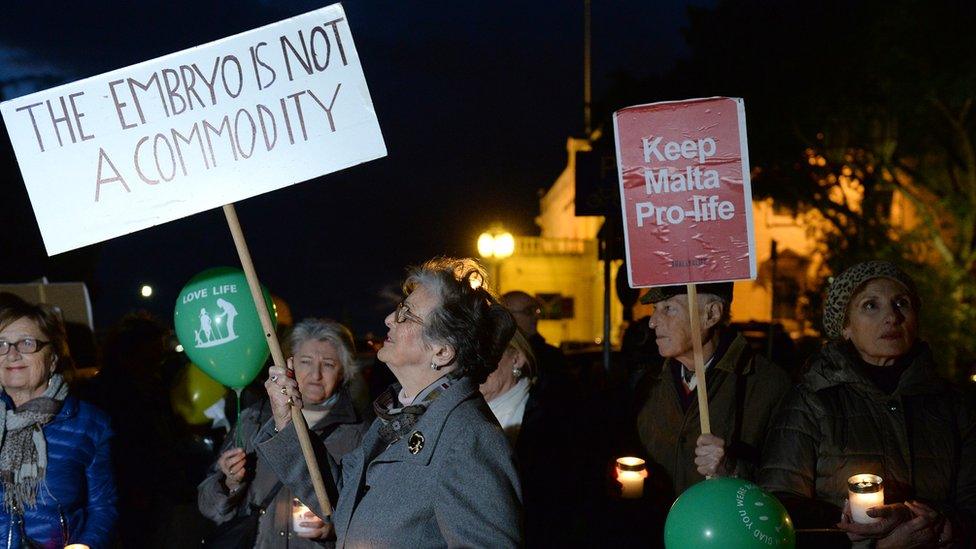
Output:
[
  {"xmin": 759, "ymin": 341, "xmax": 976, "ymax": 540},
  {"xmin": 636, "ymin": 331, "xmax": 791, "ymax": 498},
  {"xmin": 516, "ymin": 373, "xmax": 581, "ymax": 548},
  {"xmin": 0, "ymin": 395, "xmax": 117, "ymax": 549},
  {"xmin": 198, "ymin": 386, "xmax": 368, "ymax": 548}
]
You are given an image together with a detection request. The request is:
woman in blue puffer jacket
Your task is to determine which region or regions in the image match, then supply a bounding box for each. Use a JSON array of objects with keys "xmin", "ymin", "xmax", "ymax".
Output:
[{"xmin": 0, "ymin": 293, "xmax": 116, "ymax": 548}]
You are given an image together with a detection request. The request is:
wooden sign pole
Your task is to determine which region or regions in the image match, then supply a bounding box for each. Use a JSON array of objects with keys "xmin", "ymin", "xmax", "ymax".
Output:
[
  {"xmin": 686, "ymin": 284, "xmax": 711, "ymax": 437},
  {"xmin": 223, "ymin": 204, "xmax": 333, "ymax": 517}
]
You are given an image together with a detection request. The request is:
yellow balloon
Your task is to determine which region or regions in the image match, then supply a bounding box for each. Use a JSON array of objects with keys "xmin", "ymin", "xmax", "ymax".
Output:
[{"xmin": 171, "ymin": 363, "xmax": 227, "ymax": 426}]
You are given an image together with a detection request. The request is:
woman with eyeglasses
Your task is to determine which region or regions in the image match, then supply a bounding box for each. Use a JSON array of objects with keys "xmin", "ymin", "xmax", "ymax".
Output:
[
  {"xmin": 255, "ymin": 257, "xmax": 523, "ymax": 547},
  {"xmin": 0, "ymin": 293, "xmax": 117, "ymax": 547}
]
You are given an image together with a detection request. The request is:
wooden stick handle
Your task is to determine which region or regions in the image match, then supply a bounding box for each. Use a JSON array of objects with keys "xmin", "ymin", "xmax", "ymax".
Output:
[
  {"xmin": 687, "ymin": 284, "xmax": 711, "ymax": 436},
  {"xmin": 222, "ymin": 204, "xmax": 333, "ymax": 517}
]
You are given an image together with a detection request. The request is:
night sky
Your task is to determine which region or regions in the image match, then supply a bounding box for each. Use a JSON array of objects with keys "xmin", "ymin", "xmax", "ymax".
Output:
[{"xmin": 0, "ymin": 0, "xmax": 713, "ymax": 336}]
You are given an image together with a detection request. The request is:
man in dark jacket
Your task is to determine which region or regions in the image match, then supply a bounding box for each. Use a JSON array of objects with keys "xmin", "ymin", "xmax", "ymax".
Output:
[{"xmin": 635, "ymin": 282, "xmax": 791, "ymax": 498}]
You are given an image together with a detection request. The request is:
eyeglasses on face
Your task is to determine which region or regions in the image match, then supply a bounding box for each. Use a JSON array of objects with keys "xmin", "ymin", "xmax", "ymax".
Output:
[
  {"xmin": 0, "ymin": 338, "xmax": 50, "ymax": 356},
  {"xmin": 395, "ymin": 300, "xmax": 425, "ymax": 325}
]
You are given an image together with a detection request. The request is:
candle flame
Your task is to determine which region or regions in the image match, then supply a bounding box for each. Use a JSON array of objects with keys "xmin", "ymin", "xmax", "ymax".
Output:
[
  {"xmin": 616, "ymin": 457, "xmax": 645, "ymax": 467},
  {"xmin": 848, "ymin": 473, "xmax": 883, "ymax": 493},
  {"xmin": 614, "ymin": 457, "xmax": 648, "ymax": 481}
]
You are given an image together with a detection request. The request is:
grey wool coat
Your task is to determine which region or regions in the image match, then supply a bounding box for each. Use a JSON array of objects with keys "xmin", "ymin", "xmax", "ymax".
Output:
[
  {"xmin": 198, "ymin": 387, "xmax": 368, "ymax": 548},
  {"xmin": 255, "ymin": 376, "xmax": 524, "ymax": 549}
]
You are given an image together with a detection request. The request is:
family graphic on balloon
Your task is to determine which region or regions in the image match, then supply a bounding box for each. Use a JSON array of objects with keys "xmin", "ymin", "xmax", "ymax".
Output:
[
  {"xmin": 175, "ymin": 267, "xmax": 275, "ymax": 390},
  {"xmin": 193, "ymin": 298, "xmax": 239, "ymax": 348}
]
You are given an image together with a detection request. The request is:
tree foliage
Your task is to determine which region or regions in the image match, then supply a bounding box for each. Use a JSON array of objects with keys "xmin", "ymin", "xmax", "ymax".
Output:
[{"xmin": 647, "ymin": 0, "xmax": 976, "ymax": 374}]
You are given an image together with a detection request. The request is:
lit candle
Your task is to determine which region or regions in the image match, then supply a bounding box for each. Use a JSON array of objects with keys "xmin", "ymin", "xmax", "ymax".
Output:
[
  {"xmin": 847, "ymin": 474, "xmax": 884, "ymax": 524},
  {"xmin": 615, "ymin": 457, "xmax": 648, "ymax": 499},
  {"xmin": 292, "ymin": 498, "xmax": 318, "ymax": 534}
]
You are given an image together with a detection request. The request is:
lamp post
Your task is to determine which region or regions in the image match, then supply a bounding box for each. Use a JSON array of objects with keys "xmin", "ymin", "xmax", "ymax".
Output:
[{"xmin": 477, "ymin": 228, "xmax": 514, "ymax": 292}]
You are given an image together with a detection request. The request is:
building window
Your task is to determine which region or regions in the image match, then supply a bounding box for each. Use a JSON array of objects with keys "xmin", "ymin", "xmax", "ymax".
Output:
[{"xmin": 537, "ymin": 293, "xmax": 575, "ymax": 320}]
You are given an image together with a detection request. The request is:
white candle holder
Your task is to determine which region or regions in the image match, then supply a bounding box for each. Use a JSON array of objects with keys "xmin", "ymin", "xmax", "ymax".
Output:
[
  {"xmin": 292, "ymin": 498, "xmax": 318, "ymax": 534},
  {"xmin": 847, "ymin": 474, "xmax": 884, "ymax": 524},
  {"xmin": 615, "ymin": 457, "xmax": 648, "ymax": 499}
]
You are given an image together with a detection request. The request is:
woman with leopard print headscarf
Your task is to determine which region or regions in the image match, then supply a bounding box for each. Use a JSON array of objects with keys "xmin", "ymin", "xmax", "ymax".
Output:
[{"xmin": 759, "ymin": 261, "xmax": 975, "ymax": 547}]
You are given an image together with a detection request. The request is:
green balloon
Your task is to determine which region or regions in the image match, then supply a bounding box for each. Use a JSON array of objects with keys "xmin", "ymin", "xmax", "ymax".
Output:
[
  {"xmin": 664, "ymin": 478, "xmax": 795, "ymax": 549},
  {"xmin": 174, "ymin": 267, "xmax": 275, "ymax": 389}
]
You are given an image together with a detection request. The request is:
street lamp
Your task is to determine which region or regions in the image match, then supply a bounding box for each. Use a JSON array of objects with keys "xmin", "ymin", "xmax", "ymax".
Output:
[
  {"xmin": 478, "ymin": 227, "xmax": 515, "ymax": 291},
  {"xmin": 478, "ymin": 231, "xmax": 514, "ymax": 259}
]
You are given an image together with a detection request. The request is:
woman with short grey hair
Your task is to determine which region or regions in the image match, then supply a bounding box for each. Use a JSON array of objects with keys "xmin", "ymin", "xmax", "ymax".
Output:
[
  {"xmin": 286, "ymin": 319, "xmax": 360, "ymax": 386},
  {"xmin": 198, "ymin": 318, "xmax": 369, "ymax": 547},
  {"xmin": 259, "ymin": 257, "xmax": 523, "ymax": 547}
]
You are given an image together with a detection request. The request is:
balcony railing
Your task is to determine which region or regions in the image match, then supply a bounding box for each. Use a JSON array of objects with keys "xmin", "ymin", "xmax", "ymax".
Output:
[{"xmin": 514, "ymin": 237, "xmax": 595, "ymax": 256}]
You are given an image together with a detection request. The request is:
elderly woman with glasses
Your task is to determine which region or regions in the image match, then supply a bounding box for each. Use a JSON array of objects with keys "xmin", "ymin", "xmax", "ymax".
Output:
[
  {"xmin": 760, "ymin": 261, "xmax": 976, "ymax": 547},
  {"xmin": 256, "ymin": 257, "xmax": 523, "ymax": 547},
  {"xmin": 198, "ymin": 318, "xmax": 369, "ymax": 547},
  {"xmin": 0, "ymin": 293, "xmax": 116, "ymax": 548}
]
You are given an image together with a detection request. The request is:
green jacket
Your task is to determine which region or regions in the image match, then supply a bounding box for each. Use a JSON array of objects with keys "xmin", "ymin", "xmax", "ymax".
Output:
[
  {"xmin": 636, "ymin": 331, "xmax": 791, "ymax": 497},
  {"xmin": 759, "ymin": 341, "xmax": 976, "ymax": 538}
]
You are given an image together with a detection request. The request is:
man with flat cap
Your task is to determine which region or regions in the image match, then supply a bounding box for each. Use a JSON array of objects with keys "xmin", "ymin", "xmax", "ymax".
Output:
[{"xmin": 635, "ymin": 282, "xmax": 791, "ymax": 498}]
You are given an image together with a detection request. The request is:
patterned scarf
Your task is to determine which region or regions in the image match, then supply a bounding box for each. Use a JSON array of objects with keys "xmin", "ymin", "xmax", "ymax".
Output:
[
  {"xmin": 373, "ymin": 377, "xmax": 452, "ymax": 445},
  {"xmin": 0, "ymin": 374, "xmax": 68, "ymax": 512}
]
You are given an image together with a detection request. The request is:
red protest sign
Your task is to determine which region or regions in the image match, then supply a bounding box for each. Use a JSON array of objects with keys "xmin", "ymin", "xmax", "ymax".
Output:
[{"xmin": 613, "ymin": 97, "xmax": 756, "ymax": 287}]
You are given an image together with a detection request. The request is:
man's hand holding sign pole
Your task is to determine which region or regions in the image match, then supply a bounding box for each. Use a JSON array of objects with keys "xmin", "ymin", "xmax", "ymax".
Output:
[
  {"xmin": 613, "ymin": 97, "xmax": 755, "ymax": 443},
  {"xmin": 1, "ymin": 3, "xmax": 387, "ymax": 518}
]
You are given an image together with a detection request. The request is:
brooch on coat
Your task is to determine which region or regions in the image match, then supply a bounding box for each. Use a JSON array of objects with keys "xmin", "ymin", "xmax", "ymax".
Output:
[{"xmin": 407, "ymin": 431, "xmax": 425, "ymax": 454}]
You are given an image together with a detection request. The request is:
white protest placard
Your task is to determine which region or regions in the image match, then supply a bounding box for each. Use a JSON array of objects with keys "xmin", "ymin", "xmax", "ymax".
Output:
[{"xmin": 1, "ymin": 3, "xmax": 386, "ymax": 255}]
